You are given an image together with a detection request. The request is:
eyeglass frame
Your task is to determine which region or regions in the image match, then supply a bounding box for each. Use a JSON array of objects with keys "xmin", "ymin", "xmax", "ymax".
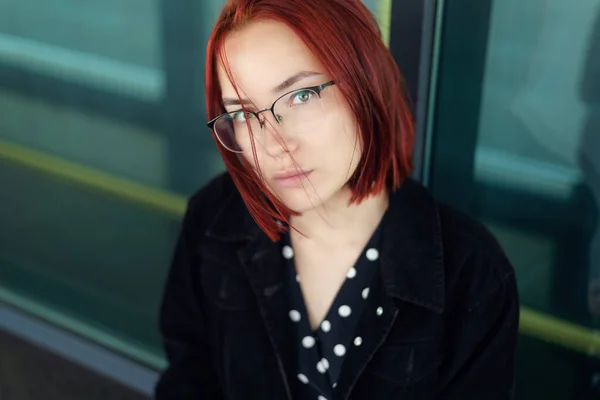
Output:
[{"xmin": 207, "ymin": 80, "xmax": 336, "ymax": 148}]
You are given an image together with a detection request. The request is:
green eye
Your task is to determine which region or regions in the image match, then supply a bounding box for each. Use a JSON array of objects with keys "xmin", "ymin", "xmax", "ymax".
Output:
[
  {"xmin": 291, "ymin": 90, "xmax": 313, "ymax": 105},
  {"xmin": 232, "ymin": 111, "xmax": 255, "ymax": 123}
]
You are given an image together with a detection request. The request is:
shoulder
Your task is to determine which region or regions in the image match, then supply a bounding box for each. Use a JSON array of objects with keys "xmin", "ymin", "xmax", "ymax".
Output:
[
  {"xmin": 183, "ymin": 172, "xmax": 241, "ymax": 234},
  {"xmin": 436, "ymin": 202, "xmax": 517, "ymax": 310},
  {"xmin": 188, "ymin": 172, "xmax": 237, "ymax": 214},
  {"xmin": 383, "ymin": 179, "xmax": 516, "ymax": 314}
]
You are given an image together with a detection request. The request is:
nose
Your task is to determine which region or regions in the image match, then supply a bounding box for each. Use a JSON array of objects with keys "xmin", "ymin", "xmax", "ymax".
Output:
[{"xmin": 258, "ymin": 112, "xmax": 297, "ymax": 157}]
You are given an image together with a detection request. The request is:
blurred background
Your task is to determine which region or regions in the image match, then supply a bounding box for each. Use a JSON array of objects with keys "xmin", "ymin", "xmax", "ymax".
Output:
[{"xmin": 0, "ymin": 0, "xmax": 599, "ymax": 398}]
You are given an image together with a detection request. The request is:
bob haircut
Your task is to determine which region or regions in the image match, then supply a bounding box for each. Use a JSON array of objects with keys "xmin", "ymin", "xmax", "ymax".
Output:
[{"xmin": 205, "ymin": 0, "xmax": 414, "ymax": 241}]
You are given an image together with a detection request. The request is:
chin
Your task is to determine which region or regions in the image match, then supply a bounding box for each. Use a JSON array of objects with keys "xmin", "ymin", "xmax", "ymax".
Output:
[
  {"xmin": 275, "ymin": 184, "xmax": 342, "ymax": 214},
  {"xmin": 278, "ymin": 193, "xmax": 325, "ymax": 214}
]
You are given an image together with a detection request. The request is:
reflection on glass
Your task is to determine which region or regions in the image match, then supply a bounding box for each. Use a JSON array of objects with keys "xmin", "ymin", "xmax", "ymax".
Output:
[{"xmin": 430, "ymin": 0, "xmax": 600, "ymax": 397}]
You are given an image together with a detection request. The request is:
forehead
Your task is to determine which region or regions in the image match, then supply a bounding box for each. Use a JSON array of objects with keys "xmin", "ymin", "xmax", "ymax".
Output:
[{"xmin": 217, "ymin": 20, "xmax": 325, "ymax": 99}]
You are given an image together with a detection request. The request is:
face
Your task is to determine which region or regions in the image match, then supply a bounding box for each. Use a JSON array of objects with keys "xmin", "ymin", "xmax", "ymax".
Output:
[{"xmin": 217, "ymin": 19, "xmax": 362, "ymax": 213}]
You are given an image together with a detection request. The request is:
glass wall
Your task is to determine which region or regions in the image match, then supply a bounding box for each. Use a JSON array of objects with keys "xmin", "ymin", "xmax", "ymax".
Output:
[
  {"xmin": 5, "ymin": 0, "xmax": 597, "ymax": 397},
  {"xmin": 428, "ymin": 0, "xmax": 600, "ymax": 397},
  {"xmin": 0, "ymin": 0, "xmax": 386, "ymax": 369}
]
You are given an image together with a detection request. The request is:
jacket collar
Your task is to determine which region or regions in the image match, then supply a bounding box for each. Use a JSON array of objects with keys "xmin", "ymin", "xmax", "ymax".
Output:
[
  {"xmin": 204, "ymin": 177, "xmax": 445, "ymax": 313},
  {"xmin": 380, "ymin": 179, "xmax": 445, "ymax": 313},
  {"xmin": 203, "ymin": 180, "xmax": 261, "ymax": 242}
]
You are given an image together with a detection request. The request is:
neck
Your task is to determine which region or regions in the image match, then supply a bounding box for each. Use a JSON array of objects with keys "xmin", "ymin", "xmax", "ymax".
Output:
[{"xmin": 290, "ymin": 186, "xmax": 389, "ymax": 245}]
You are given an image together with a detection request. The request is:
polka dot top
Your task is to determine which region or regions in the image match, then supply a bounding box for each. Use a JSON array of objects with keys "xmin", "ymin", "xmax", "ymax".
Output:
[{"xmin": 282, "ymin": 224, "xmax": 383, "ymax": 400}]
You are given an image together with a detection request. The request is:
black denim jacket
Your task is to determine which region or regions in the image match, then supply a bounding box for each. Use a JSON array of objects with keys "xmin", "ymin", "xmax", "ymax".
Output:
[{"xmin": 155, "ymin": 173, "xmax": 519, "ymax": 400}]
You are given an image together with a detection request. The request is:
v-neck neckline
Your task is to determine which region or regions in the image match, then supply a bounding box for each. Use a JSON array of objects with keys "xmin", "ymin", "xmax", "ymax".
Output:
[
  {"xmin": 283, "ymin": 223, "xmax": 383, "ymax": 331},
  {"xmin": 281, "ymin": 223, "xmax": 383, "ymax": 398}
]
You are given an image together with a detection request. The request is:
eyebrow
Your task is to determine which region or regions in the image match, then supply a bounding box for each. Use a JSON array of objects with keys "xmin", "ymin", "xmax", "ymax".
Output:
[{"xmin": 221, "ymin": 71, "xmax": 323, "ymax": 107}]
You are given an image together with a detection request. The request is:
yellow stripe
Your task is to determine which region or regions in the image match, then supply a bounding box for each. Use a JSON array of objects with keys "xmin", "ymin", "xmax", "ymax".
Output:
[
  {"xmin": 0, "ymin": 139, "xmax": 186, "ymax": 218},
  {"xmin": 377, "ymin": 0, "xmax": 393, "ymax": 47},
  {"xmin": 1, "ymin": 139, "xmax": 600, "ymax": 359},
  {"xmin": 520, "ymin": 307, "xmax": 600, "ymax": 357}
]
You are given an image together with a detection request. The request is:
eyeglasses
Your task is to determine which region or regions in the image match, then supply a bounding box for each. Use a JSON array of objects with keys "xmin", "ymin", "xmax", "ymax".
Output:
[{"xmin": 207, "ymin": 81, "xmax": 336, "ymax": 153}]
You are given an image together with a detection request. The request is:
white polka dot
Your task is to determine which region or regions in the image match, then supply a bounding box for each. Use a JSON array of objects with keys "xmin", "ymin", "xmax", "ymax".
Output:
[
  {"xmin": 333, "ymin": 382, "xmax": 337, "ymax": 388},
  {"xmin": 366, "ymin": 248, "xmax": 379, "ymax": 261},
  {"xmin": 302, "ymin": 336, "xmax": 316, "ymax": 349},
  {"xmin": 318, "ymin": 396, "xmax": 327, "ymax": 400},
  {"xmin": 295, "ymin": 274, "xmax": 300, "ymax": 283},
  {"xmin": 362, "ymin": 287, "xmax": 370, "ymax": 299},
  {"xmin": 321, "ymin": 358, "xmax": 330, "ymax": 370},
  {"xmin": 282, "ymin": 245, "xmax": 294, "ymax": 259},
  {"xmin": 321, "ymin": 320, "xmax": 331, "ymax": 332},
  {"xmin": 338, "ymin": 305, "xmax": 352, "ymax": 317},
  {"xmin": 289, "ymin": 310, "xmax": 301, "ymax": 322},
  {"xmin": 346, "ymin": 267, "xmax": 357, "ymax": 279},
  {"xmin": 354, "ymin": 336, "xmax": 363, "ymax": 346},
  {"xmin": 333, "ymin": 344, "xmax": 346, "ymax": 356},
  {"xmin": 317, "ymin": 360, "xmax": 327, "ymax": 373},
  {"xmin": 376, "ymin": 307, "xmax": 384, "ymax": 316},
  {"xmin": 297, "ymin": 373, "xmax": 309, "ymax": 384}
]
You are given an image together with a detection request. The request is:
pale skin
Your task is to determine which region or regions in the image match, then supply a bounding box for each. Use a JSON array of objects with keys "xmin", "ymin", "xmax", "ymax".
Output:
[{"xmin": 218, "ymin": 19, "xmax": 388, "ymax": 330}]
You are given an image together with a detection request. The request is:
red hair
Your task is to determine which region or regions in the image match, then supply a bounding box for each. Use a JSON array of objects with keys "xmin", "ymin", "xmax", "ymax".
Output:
[{"xmin": 205, "ymin": 0, "xmax": 414, "ymax": 241}]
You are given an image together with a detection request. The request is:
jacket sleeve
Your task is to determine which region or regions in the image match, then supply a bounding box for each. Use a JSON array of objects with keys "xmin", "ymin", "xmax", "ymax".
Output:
[
  {"xmin": 154, "ymin": 200, "xmax": 224, "ymax": 399},
  {"xmin": 437, "ymin": 250, "xmax": 520, "ymax": 400}
]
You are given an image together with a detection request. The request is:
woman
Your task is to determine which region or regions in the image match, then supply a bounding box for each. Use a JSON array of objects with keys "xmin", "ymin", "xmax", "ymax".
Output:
[{"xmin": 155, "ymin": 0, "xmax": 519, "ymax": 398}]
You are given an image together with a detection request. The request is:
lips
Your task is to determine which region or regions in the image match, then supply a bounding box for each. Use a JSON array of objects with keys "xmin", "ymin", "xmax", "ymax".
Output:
[
  {"xmin": 272, "ymin": 169, "xmax": 312, "ymax": 188},
  {"xmin": 273, "ymin": 169, "xmax": 310, "ymax": 180}
]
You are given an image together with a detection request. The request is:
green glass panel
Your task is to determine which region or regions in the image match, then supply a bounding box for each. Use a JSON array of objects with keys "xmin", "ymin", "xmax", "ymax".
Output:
[{"xmin": 428, "ymin": 0, "xmax": 600, "ymax": 397}]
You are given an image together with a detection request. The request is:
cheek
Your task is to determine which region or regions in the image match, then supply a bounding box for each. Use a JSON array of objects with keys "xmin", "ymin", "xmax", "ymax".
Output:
[
  {"xmin": 239, "ymin": 145, "xmax": 280, "ymax": 185},
  {"xmin": 313, "ymin": 111, "xmax": 360, "ymax": 149},
  {"xmin": 240, "ymin": 143, "xmax": 270, "ymax": 170},
  {"xmin": 332, "ymin": 121, "xmax": 363, "ymax": 181},
  {"xmin": 241, "ymin": 150, "xmax": 257, "ymax": 167},
  {"xmin": 327, "ymin": 116, "xmax": 362, "ymax": 165},
  {"xmin": 308, "ymin": 124, "xmax": 362, "ymax": 186}
]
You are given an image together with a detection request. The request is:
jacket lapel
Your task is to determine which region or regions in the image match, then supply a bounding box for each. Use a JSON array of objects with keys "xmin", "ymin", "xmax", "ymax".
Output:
[
  {"xmin": 333, "ymin": 272, "xmax": 400, "ymax": 399},
  {"xmin": 205, "ymin": 181, "xmax": 295, "ymax": 398},
  {"xmin": 335, "ymin": 179, "xmax": 446, "ymax": 399},
  {"xmin": 238, "ymin": 231, "xmax": 294, "ymax": 400}
]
